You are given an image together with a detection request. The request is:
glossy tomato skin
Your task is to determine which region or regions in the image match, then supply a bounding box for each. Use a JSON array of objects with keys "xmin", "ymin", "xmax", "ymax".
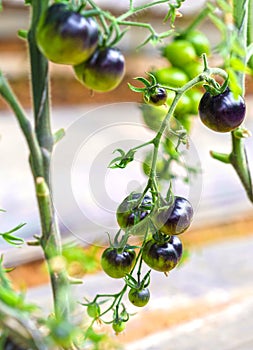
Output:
[
  {"xmin": 199, "ymin": 88, "xmax": 246, "ymax": 132},
  {"xmin": 36, "ymin": 3, "xmax": 99, "ymax": 65},
  {"xmin": 116, "ymin": 192, "xmax": 152, "ymax": 230},
  {"xmin": 74, "ymin": 47, "xmax": 125, "ymax": 92},
  {"xmin": 128, "ymin": 287, "xmax": 150, "ymax": 307},
  {"xmin": 163, "ymin": 40, "xmax": 196, "ymax": 68},
  {"xmin": 112, "ymin": 320, "xmax": 126, "ymax": 334},
  {"xmin": 154, "ymin": 196, "xmax": 193, "ymax": 235},
  {"xmin": 101, "ymin": 248, "xmax": 136, "ymax": 278},
  {"xmin": 147, "ymin": 88, "xmax": 167, "ymax": 106},
  {"xmin": 142, "ymin": 235, "xmax": 182, "ymax": 272}
]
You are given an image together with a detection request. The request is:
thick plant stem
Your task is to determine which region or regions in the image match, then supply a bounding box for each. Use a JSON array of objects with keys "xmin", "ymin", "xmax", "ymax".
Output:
[
  {"xmin": 26, "ymin": 1, "xmax": 71, "ymax": 321},
  {"xmin": 28, "ymin": 0, "xmax": 53, "ymax": 183}
]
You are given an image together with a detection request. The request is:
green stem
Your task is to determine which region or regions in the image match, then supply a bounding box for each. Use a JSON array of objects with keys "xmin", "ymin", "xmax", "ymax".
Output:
[
  {"xmin": 182, "ymin": 4, "xmax": 215, "ymax": 34},
  {"xmin": 28, "ymin": 0, "xmax": 53, "ymax": 183},
  {"xmin": 230, "ymin": 132, "xmax": 253, "ymax": 201},
  {"xmin": 0, "ymin": 73, "xmax": 44, "ymax": 177}
]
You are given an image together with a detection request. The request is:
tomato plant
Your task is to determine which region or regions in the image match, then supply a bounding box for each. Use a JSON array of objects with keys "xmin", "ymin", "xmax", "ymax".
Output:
[{"xmin": 0, "ymin": 0, "xmax": 252, "ymax": 348}]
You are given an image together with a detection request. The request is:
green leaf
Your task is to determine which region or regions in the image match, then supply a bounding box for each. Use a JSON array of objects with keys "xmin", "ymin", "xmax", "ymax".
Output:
[
  {"xmin": 17, "ymin": 30, "xmax": 28, "ymax": 40},
  {"xmin": 1, "ymin": 222, "xmax": 26, "ymax": 236},
  {"xmin": 134, "ymin": 77, "xmax": 151, "ymax": 87},
  {"xmin": 216, "ymin": 0, "xmax": 232, "ymax": 13},
  {"xmin": 127, "ymin": 83, "xmax": 146, "ymax": 93},
  {"xmin": 1, "ymin": 234, "xmax": 24, "ymax": 246},
  {"xmin": 54, "ymin": 128, "xmax": 65, "ymax": 144},
  {"xmin": 230, "ymin": 57, "xmax": 251, "ymax": 73}
]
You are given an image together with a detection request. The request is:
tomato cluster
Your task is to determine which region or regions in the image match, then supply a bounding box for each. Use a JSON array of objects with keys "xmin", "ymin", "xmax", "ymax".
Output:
[
  {"xmin": 143, "ymin": 30, "xmax": 210, "ymax": 133},
  {"xmin": 36, "ymin": 3, "xmax": 125, "ymax": 92}
]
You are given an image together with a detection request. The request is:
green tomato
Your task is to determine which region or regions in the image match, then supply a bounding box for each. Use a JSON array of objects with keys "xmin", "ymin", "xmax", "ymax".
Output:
[
  {"xmin": 155, "ymin": 67, "xmax": 189, "ymax": 87},
  {"xmin": 166, "ymin": 90, "xmax": 192, "ymax": 115},
  {"xmin": 182, "ymin": 61, "xmax": 203, "ymax": 80},
  {"xmin": 182, "ymin": 30, "xmax": 211, "ymax": 57},
  {"xmin": 112, "ymin": 320, "xmax": 126, "ymax": 334},
  {"xmin": 128, "ymin": 288, "xmax": 150, "ymax": 307},
  {"xmin": 186, "ymin": 88, "xmax": 203, "ymax": 115},
  {"xmin": 87, "ymin": 302, "xmax": 100, "ymax": 319},
  {"xmin": 36, "ymin": 3, "xmax": 99, "ymax": 65},
  {"xmin": 141, "ymin": 104, "xmax": 168, "ymax": 132},
  {"xmin": 163, "ymin": 40, "xmax": 196, "ymax": 67}
]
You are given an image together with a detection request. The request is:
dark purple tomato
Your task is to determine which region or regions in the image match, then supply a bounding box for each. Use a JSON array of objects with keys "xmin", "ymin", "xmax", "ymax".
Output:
[
  {"xmin": 146, "ymin": 87, "xmax": 167, "ymax": 106},
  {"xmin": 101, "ymin": 247, "xmax": 136, "ymax": 278},
  {"xmin": 36, "ymin": 3, "xmax": 99, "ymax": 65},
  {"xmin": 74, "ymin": 47, "xmax": 125, "ymax": 92},
  {"xmin": 116, "ymin": 192, "xmax": 153, "ymax": 230},
  {"xmin": 198, "ymin": 88, "xmax": 246, "ymax": 132},
  {"xmin": 154, "ymin": 196, "xmax": 193, "ymax": 235},
  {"xmin": 128, "ymin": 287, "xmax": 150, "ymax": 307},
  {"xmin": 142, "ymin": 235, "xmax": 183, "ymax": 272}
]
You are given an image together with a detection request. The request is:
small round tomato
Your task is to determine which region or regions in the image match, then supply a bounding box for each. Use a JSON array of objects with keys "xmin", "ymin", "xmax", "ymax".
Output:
[
  {"xmin": 142, "ymin": 235, "xmax": 182, "ymax": 272},
  {"xmin": 182, "ymin": 61, "xmax": 203, "ymax": 80},
  {"xmin": 155, "ymin": 67, "xmax": 189, "ymax": 88},
  {"xmin": 186, "ymin": 88, "xmax": 203, "ymax": 115},
  {"xmin": 87, "ymin": 302, "xmax": 100, "ymax": 319},
  {"xmin": 101, "ymin": 247, "xmax": 136, "ymax": 279},
  {"xmin": 166, "ymin": 90, "xmax": 192, "ymax": 115},
  {"xmin": 74, "ymin": 47, "xmax": 125, "ymax": 92},
  {"xmin": 112, "ymin": 320, "xmax": 126, "ymax": 334},
  {"xmin": 116, "ymin": 192, "xmax": 152, "ymax": 230},
  {"xmin": 163, "ymin": 40, "xmax": 196, "ymax": 67},
  {"xmin": 182, "ymin": 30, "xmax": 211, "ymax": 57},
  {"xmin": 145, "ymin": 87, "xmax": 167, "ymax": 106},
  {"xmin": 154, "ymin": 196, "xmax": 193, "ymax": 235},
  {"xmin": 36, "ymin": 3, "xmax": 99, "ymax": 65},
  {"xmin": 3, "ymin": 338, "xmax": 25, "ymax": 350},
  {"xmin": 128, "ymin": 287, "xmax": 150, "ymax": 307},
  {"xmin": 198, "ymin": 88, "xmax": 246, "ymax": 132},
  {"xmin": 141, "ymin": 104, "xmax": 168, "ymax": 132}
]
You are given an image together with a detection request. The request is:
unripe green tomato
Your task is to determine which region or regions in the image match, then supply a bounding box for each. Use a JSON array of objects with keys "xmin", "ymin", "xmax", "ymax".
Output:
[
  {"xmin": 167, "ymin": 90, "xmax": 192, "ymax": 115},
  {"xmin": 155, "ymin": 67, "xmax": 189, "ymax": 87},
  {"xmin": 186, "ymin": 88, "xmax": 203, "ymax": 115},
  {"xmin": 87, "ymin": 302, "xmax": 100, "ymax": 318},
  {"xmin": 182, "ymin": 61, "xmax": 203, "ymax": 80},
  {"xmin": 163, "ymin": 40, "xmax": 196, "ymax": 67},
  {"xmin": 182, "ymin": 30, "xmax": 211, "ymax": 57},
  {"xmin": 112, "ymin": 320, "xmax": 126, "ymax": 334},
  {"xmin": 141, "ymin": 104, "xmax": 168, "ymax": 132},
  {"xmin": 36, "ymin": 3, "xmax": 99, "ymax": 65}
]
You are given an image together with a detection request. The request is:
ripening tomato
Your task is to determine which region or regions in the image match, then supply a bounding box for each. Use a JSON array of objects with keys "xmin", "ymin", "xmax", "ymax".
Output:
[
  {"xmin": 101, "ymin": 247, "xmax": 136, "ymax": 278},
  {"xmin": 36, "ymin": 3, "xmax": 99, "ymax": 65},
  {"xmin": 128, "ymin": 287, "xmax": 150, "ymax": 307},
  {"xmin": 74, "ymin": 47, "xmax": 125, "ymax": 92}
]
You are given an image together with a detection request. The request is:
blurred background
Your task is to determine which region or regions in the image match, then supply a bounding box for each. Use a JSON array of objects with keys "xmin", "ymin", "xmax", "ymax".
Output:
[{"xmin": 0, "ymin": 1, "xmax": 253, "ymax": 349}]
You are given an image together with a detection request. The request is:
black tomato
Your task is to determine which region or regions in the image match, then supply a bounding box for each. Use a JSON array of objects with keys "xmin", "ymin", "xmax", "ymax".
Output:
[
  {"xmin": 36, "ymin": 3, "xmax": 99, "ymax": 65},
  {"xmin": 142, "ymin": 235, "xmax": 183, "ymax": 272},
  {"xmin": 154, "ymin": 196, "xmax": 193, "ymax": 235},
  {"xmin": 74, "ymin": 47, "xmax": 125, "ymax": 92},
  {"xmin": 101, "ymin": 247, "xmax": 136, "ymax": 279},
  {"xmin": 146, "ymin": 87, "xmax": 167, "ymax": 106},
  {"xmin": 116, "ymin": 193, "xmax": 153, "ymax": 230},
  {"xmin": 128, "ymin": 287, "xmax": 150, "ymax": 307},
  {"xmin": 198, "ymin": 88, "xmax": 246, "ymax": 132}
]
